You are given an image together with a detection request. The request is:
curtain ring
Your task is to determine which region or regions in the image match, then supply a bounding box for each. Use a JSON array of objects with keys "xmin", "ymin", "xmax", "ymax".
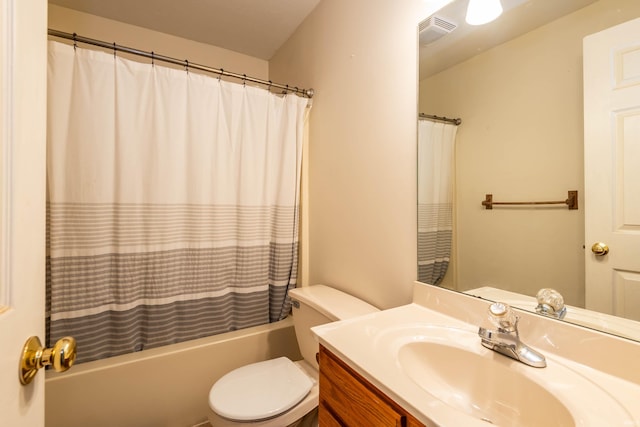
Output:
[
  {"xmin": 113, "ymin": 42, "xmax": 116, "ymax": 58},
  {"xmin": 218, "ymin": 68, "xmax": 223, "ymax": 81},
  {"xmin": 185, "ymin": 60, "xmax": 189, "ymax": 73},
  {"xmin": 72, "ymin": 32, "xmax": 77, "ymax": 51},
  {"xmin": 151, "ymin": 51, "xmax": 154, "ymax": 67},
  {"xmin": 268, "ymin": 80, "xmax": 272, "ymax": 92},
  {"xmin": 242, "ymin": 74, "xmax": 247, "ymax": 86}
]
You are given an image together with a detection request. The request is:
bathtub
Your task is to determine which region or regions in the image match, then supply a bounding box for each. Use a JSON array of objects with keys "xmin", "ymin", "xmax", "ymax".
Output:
[{"xmin": 45, "ymin": 317, "xmax": 301, "ymax": 427}]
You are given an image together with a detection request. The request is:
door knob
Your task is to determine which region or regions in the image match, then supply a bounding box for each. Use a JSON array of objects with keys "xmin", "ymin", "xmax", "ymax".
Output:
[
  {"xmin": 591, "ymin": 242, "xmax": 609, "ymax": 256},
  {"xmin": 19, "ymin": 336, "xmax": 77, "ymax": 385}
]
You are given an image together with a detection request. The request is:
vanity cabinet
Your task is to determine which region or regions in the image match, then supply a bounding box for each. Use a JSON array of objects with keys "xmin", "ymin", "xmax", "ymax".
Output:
[{"xmin": 318, "ymin": 345, "xmax": 425, "ymax": 427}]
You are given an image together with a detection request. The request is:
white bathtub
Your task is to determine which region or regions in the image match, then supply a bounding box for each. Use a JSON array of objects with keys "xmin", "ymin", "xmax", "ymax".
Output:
[{"xmin": 45, "ymin": 317, "xmax": 301, "ymax": 427}]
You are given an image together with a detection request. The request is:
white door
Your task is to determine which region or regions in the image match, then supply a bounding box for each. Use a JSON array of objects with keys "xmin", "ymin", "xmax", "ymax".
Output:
[
  {"xmin": 584, "ymin": 17, "xmax": 640, "ymax": 322},
  {"xmin": 0, "ymin": 0, "xmax": 48, "ymax": 425}
]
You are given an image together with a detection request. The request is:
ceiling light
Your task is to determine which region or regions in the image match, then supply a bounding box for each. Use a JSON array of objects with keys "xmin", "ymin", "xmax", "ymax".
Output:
[{"xmin": 465, "ymin": 0, "xmax": 503, "ymax": 26}]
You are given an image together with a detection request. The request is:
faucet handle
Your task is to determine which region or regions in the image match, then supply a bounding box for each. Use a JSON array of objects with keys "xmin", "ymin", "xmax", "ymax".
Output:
[
  {"xmin": 487, "ymin": 302, "xmax": 518, "ymax": 332},
  {"xmin": 536, "ymin": 288, "xmax": 566, "ymax": 319}
]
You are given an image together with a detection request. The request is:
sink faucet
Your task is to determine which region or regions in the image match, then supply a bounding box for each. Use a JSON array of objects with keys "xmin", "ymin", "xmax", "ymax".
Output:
[{"xmin": 478, "ymin": 302, "xmax": 546, "ymax": 368}]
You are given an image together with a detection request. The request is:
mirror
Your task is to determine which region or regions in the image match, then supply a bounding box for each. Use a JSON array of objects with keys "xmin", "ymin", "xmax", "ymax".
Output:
[{"xmin": 418, "ymin": 0, "xmax": 640, "ymax": 341}]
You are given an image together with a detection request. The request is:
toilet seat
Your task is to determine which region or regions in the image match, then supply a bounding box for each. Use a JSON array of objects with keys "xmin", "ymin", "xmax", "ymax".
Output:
[{"xmin": 209, "ymin": 357, "xmax": 314, "ymax": 422}]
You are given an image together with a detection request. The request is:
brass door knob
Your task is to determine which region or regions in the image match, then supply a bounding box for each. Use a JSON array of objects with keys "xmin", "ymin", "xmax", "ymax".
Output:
[
  {"xmin": 19, "ymin": 336, "xmax": 77, "ymax": 385},
  {"xmin": 591, "ymin": 242, "xmax": 609, "ymax": 257}
]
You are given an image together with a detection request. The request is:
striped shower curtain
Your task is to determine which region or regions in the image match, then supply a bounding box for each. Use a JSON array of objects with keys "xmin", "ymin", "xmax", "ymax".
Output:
[
  {"xmin": 417, "ymin": 119, "xmax": 457, "ymax": 285},
  {"xmin": 46, "ymin": 41, "xmax": 309, "ymax": 363}
]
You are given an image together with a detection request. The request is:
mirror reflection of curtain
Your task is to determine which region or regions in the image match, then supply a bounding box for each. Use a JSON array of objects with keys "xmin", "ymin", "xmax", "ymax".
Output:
[
  {"xmin": 46, "ymin": 41, "xmax": 309, "ymax": 363},
  {"xmin": 417, "ymin": 119, "xmax": 457, "ymax": 285}
]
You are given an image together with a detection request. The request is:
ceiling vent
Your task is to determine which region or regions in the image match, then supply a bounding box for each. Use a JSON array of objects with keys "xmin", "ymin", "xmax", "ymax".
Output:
[{"xmin": 419, "ymin": 15, "xmax": 457, "ymax": 46}]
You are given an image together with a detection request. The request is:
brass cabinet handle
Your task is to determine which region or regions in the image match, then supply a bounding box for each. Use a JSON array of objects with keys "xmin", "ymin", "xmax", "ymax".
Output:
[
  {"xmin": 591, "ymin": 242, "xmax": 609, "ymax": 257},
  {"xmin": 19, "ymin": 336, "xmax": 77, "ymax": 385}
]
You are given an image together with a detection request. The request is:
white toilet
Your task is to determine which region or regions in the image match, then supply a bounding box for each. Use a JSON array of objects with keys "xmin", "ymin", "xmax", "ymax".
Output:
[{"xmin": 207, "ymin": 285, "xmax": 379, "ymax": 427}]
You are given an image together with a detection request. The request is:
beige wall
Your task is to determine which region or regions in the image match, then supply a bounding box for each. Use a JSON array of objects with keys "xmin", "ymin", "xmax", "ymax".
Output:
[
  {"xmin": 48, "ymin": 5, "xmax": 268, "ymax": 80},
  {"xmin": 270, "ymin": 0, "xmax": 451, "ymax": 309},
  {"xmin": 419, "ymin": 0, "xmax": 640, "ymax": 306}
]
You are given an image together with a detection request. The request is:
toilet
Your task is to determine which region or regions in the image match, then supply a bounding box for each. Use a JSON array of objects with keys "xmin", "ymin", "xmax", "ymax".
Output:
[{"xmin": 207, "ymin": 285, "xmax": 379, "ymax": 426}]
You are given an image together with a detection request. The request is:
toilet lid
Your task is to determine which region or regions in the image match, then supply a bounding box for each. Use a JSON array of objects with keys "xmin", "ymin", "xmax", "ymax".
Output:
[{"xmin": 209, "ymin": 357, "xmax": 314, "ymax": 421}]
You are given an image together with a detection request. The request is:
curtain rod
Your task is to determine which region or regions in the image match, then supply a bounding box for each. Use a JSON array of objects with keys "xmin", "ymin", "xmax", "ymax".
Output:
[
  {"xmin": 419, "ymin": 113, "xmax": 461, "ymax": 126},
  {"xmin": 48, "ymin": 29, "xmax": 315, "ymax": 98}
]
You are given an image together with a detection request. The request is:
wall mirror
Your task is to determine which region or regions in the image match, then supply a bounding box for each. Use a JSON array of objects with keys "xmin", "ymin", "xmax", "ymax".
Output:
[{"xmin": 418, "ymin": 0, "xmax": 640, "ymax": 341}]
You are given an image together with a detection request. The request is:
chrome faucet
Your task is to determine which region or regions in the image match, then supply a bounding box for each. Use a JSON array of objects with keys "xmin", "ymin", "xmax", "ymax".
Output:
[
  {"xmin": 535, "ymin": 288, "xmax": 567, "ymax": 319},
  {"xmin": 478, "ymin": 302, "xmax": 546, "ymax": 368}
]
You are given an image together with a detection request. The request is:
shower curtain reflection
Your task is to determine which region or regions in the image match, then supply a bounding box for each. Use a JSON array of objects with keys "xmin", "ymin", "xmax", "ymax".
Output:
[
  {"xmin": 46, "ymin": 41, "xmax": 309, "ymax": 363},
  {"xmin": 417, "ymin": 119, "xmax": 458, "ymax": 285}
]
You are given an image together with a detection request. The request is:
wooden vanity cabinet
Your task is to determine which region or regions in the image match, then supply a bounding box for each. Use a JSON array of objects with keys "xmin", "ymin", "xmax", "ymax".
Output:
[{"xmin": 318, "ymin": 345, "xmax": 425, "ymax": 427}]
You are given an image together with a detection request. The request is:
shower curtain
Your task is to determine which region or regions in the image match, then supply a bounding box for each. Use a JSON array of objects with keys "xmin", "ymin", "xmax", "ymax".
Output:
[
  {"xmin": 46, "ymin": 41, "xmax": 309, "ymax": 363},
  {"xmin": 417, "ymin": 119, "xmax": 457, "ymax": 285}
]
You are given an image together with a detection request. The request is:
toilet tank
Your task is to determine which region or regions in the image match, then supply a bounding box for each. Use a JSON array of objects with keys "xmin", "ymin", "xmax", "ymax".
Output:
[{"xmin": 288, "ymin": 285, "xmax": 379, "ymax": 369}]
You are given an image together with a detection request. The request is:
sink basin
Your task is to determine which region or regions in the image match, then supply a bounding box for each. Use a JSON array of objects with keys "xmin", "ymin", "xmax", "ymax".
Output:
[
  {"xmin": 399, "ymin": 339, "xmax": 573, "ymax": 426},
  {"xmin": 388, "ymin": 326, "xmax": 633, "ymax": 427}
]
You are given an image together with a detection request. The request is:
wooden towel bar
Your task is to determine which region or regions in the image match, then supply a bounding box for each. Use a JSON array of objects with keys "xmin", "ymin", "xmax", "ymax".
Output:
[{"xmin": 481, "ymin": 191, "xmax": 578, "ymax": 210}]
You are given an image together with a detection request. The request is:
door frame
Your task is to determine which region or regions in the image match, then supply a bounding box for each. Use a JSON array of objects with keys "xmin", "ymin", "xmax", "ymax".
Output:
[{"xmin": 0, "ymin": 0, "xmax": 47, "ymax": 424}]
